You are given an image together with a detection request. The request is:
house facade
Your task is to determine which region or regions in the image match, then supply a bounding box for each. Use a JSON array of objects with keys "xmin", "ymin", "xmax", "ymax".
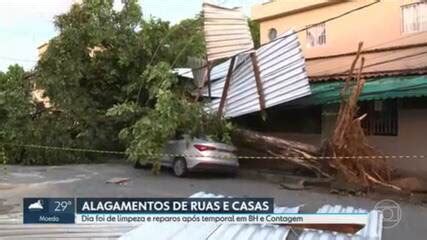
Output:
[
  {"xmin": 253, "ymin": 0, "xmax": 427, "ymax": 56},
  {"xmin": 250, "ymin": 0, "xmax": 427, "ymax": 176}
]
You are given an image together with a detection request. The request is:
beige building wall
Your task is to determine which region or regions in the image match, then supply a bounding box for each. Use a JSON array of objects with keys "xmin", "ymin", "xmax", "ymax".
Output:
[
  {"xmin": 252, "ymin": 0, "xmax": 427, "ymax": 58},
  {"xmin": 37, "ymin": 43, "xmax": 48, "ymax": 58},
  {"xmin": 273, "ymin": 107, "xmax": 427, "ymax": 178},
  {"xmin": 275, "ymin": 105, "xmax": 427, "ymax": 178},
  {"xmin": 367, "ymin": 108, "xmax": 427, "ymax": 178},
  {"xmin": 251, "ymin": 1, "xmax": 427, "ymax": 177}
]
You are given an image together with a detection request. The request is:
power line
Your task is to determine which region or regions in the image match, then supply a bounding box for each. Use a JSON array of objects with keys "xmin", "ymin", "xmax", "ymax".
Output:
[
  {"xmin": 171, "ymin": 35, "xmax": 198, "ymax": 68},
  {"xmin": 365, "ymin": 31, "xmax": 427, "ymax": 50},
  {"xmin": 308, "ymin": 32, "xmax": 427, "ymax": 75},
  {"xmin": 1, "ymin": 1, "xmax": 382, "ymax": 73},
  {"xmin": 195, "ymin": 1, "xmax": 426, "ymax": 81},
  {"xmin": 311, "ymin": 43, "xmax": 427, "ymax": 76},
  {"xmin": 188, "ymin": 0, "xmax": 381, "ymax": 74},
  {"xmin": 363, "ymin": 51, "xmax": 427, "ymax": 70},
  {"xmin": 309, "ymin": 51, "xmax": 427, "ymax": 80},
  {"xmin": 243, "ymin": 0, "xmax": 381, "ymax": 56},
  {"xmin": 0, "ymin": 56, "xmax": 37, "ymax": 63},
  {"xmin": 133, "ymin": 0, "xmax": 425, "ymax": 83},
  {"xmin": 312, "ymin": 50, "xmax": 426, "ymax": 77},
  {"xmin": 177, "ymin": 47, "xmax": 427, "ymax": 85},
  {"xmin": 176, "ymin": 0, "xmax": 382, "ymax": 79},
  {"xmin": 137, "ymin": 17, "xmax": 203, "ymax": 101}
]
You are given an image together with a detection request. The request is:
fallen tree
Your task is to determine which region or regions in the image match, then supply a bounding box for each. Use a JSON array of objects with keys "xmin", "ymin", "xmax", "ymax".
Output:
[
  {"xmin": 232, "ymin": 42, "xmax": 397, "ymax": 189},
  {"xmin": 232, "ymin": 128, "xmax": 331, "ymax": 178},
  {"xmin": 321, "ymin": 42, "xmax": 393, "ymax": 189}
]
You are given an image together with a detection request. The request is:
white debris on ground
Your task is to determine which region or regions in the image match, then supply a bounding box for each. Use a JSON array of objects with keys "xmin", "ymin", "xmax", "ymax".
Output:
[
  {"xmin": 106, "ymin": 177, "xmax": 130, "ymax": 185},
  {"xmin": 119, "ymin": 192, "xmax": 383, "ymax": 240}
]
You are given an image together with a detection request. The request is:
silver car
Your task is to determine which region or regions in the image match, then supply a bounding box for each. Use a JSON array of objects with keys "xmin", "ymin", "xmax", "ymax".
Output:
[{"xmin": 135, "ymin": 136, "xmax": 239, "ymax": 177}]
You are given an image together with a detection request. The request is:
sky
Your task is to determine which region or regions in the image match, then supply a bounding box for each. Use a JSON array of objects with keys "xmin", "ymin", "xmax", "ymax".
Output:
[{"xmin": 0, "ymin": 0, "xmax": 262, "ymax": 71}]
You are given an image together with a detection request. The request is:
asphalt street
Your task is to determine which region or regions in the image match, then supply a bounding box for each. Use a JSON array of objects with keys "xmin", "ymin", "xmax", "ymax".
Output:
[{"xmin": 0, "ymin": 163, "xmax": 426, "ymax": 239}]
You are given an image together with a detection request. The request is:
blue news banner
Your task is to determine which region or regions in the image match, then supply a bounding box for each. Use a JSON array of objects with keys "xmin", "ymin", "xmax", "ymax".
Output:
[{"xmin": 23, "ymin": 198, "xmax": 274, "ymax": 224}]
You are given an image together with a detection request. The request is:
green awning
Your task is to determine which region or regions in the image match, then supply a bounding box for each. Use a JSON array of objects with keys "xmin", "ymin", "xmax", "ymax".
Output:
[{"xmin": 292, "ymin": 75, "xmax": 427, "ymax": 106}]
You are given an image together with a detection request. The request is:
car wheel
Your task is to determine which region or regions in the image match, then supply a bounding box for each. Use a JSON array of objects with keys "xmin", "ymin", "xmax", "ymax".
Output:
[{"xmin": 173, "ymin": 158, "xmax": 187, "ymax": 177}]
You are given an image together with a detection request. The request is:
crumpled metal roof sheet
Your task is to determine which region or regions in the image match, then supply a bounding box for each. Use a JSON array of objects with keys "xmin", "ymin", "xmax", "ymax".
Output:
[
  {"xmin": 119, "ymin": 191, "xmax": 300, "ymax": 240},
  {"xmin": 0, "ymin": 223, "xmax": 135, "ymax": 239},
  {"xmin": 204, "ymin": 30, "xmax": 311, "ymax": 118},
  {"xmin": 0, "ymin": 213, "xmax": 136, "ymax": 238},
  {"xmin": 187, "ymin": 57, "xmax": 207, "ymax": 88},
  {"xmin": 210, "ymin": 59, "xmax": 232, "ymax": 82},
  {"xmin": 203, "ymin": 3, "xmax": 254, "ymax": 62},
  {"xmin": 306, "ymin": 44, "xmax": 427, "ymax": 82},
  {"xmin": 120, "ymin": 192, "xmax": 382, "ymax": 240},
  {"xmin": 173, "ymin": 68, "xmax": 194, "ymax": 79},
  {"xmin": 298, "ymin": 205, "xmax": 383, "ymax": 240}
]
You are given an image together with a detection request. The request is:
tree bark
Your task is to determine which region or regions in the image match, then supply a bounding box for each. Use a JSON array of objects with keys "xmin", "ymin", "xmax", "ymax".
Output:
[{"xmin": 232, "ymin": 128, "xmax": 331, "ymax": 178}]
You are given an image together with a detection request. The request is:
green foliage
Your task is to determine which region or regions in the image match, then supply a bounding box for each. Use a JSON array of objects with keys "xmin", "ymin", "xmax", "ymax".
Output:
[
  {"xmin": 120, "ymin": 89, "xmax": 191, "ymax": 170},
  {"xmin": 0, "ymin": 65, "xmax": 32, "ymax": 164},
  {"xmin": 139, "ymin": 16, "xmax": 205, "ymax": 67},
  {"xmin": 201, "ymin": 114, "xmax": 234, "ymax": 144},
  {"xmin": 108, "ymin": 63, "xmax": 233, "ymax": 170},
  {"xmin": 36, "ymin": 0, "xmax": 146, "ymax": 152},
  {"xmin": 169, "ymin": 17, "xmax": 205, "ymax": 66},
  {"xmin": 106, "ymin": 101, "xmax": 145, "ymax": 122},
  {"xmin": 140, "ymin": 18, "xmax": 171, "ymax": 63},
  {"xmin": 0, "ymin": 146, "xmax": 6, "ymax": 166},
  {"xmin": 36, "ymin": 0, "xmax": 207, "ymax": 156},
  {"xmin": 0, "ymin": 65, "xmax": 31, "ymax": 129},
  {"xmin": 15, "ymin": 113, "xmax": 92, "ymax": 165},
  {"xmin": 2, "ymin": 0, "xmax": 231, "ymax": 167},
  {"xmin": 248, "ymin": 19, "xmax": 260, "ymax": 48},
  {"xmin": 141, "ymin": 63, "xmax": 179, "ymax": 100},
  {"xmin": 0, "ymin": 65, "xmax": 103, "ymax": 164}
]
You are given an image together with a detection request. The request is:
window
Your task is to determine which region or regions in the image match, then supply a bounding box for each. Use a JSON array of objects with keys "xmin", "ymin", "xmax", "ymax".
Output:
[
  {"xmin": 361, "ymin": 100, "xmax": 398, "ymax": 136},
  {"xmin": 306, "ymin": 23, "xmax": 326, "ymax": 47},
  {"xmin": 402, "ymin": 2, "xmax": 427, "ymax": 33},
  {"xmin": 268, "ymin": 28, "xmax": 277, "ymax": 41}
]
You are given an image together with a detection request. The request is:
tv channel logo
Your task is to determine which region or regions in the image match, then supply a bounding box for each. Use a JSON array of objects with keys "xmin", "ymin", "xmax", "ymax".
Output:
[{"xmin": 375, "ymin": 199, "xmax": 402, "ymax": 229}]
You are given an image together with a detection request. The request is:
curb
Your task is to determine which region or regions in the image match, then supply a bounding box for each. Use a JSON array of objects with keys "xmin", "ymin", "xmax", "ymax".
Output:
[{"xmin": 237, "ymin": 168, "xmax": 289, "ymax": 183}]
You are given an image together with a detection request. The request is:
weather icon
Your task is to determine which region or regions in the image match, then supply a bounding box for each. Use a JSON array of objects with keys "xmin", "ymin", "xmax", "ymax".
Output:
[{"xmin": 28, "ymin": 200, "xmax": 44, "ymax": 210}]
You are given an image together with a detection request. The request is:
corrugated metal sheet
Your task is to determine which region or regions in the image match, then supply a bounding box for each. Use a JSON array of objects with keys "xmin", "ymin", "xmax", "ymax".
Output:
[
  {"xmin": 0, "ymin": 213, "xmax": 136, "ymax": 239},
  {"xmin": 120, "ymin": 192, "xmax": 383, "ymax": 240},
  {"xmin": 202, "ymin": 57, "xmax": 239, "ymax": 98},
  {"xmin": 120, "ymin": 191, "xmax": 300, "ymax": 240},
  {"xmin": 0, "ymin": 224, "xmax": 136, "ymax": 239},
  {"xmin": 0, "ymin": 225, "xmax": 136, "ymax": 239},
  {"xmin": 187, "ymin": 57, "xmax": 207, "ymax": 88},
  {"xmin": 210, "ymin": 59, "xmax": 232, "ymax": 82},
  {"xmin": 307, "ymin": 44, "xmax": 427, "ymax": 81},
  {"xmin": 173, "ymin": 68, "xmax": 194, "ymax": 79},
  {"xmin": 203, "ymin": 30, "xmax": 311, "ymax": 118},
  {"xmin": 298, "ymin": 205, "xmax": 383, "ymax": 240},
  {"xmin": 203, "ymin": 2, "xmax": 254, "ymax": 62}
]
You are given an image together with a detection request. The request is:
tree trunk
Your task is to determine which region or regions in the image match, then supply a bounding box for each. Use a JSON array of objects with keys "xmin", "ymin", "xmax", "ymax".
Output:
[{"xmin": 232, "ymin": 128, "xmax": 331, "ymax": 178}]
